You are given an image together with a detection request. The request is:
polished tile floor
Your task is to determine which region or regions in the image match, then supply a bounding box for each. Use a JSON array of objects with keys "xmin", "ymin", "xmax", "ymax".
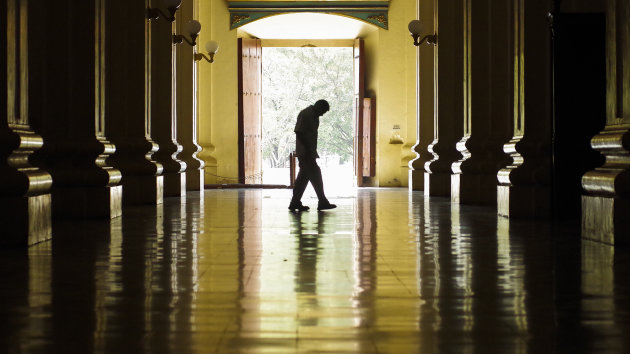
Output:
[{"xmin": 1, "ymin": 188, "xmax": 629, "ymax": 353}]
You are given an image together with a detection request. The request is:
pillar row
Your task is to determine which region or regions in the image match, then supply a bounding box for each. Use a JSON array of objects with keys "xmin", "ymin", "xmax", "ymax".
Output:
[
  {"xmin": 177, "ymin": 0, "xmax": 204, "ymax": 192},
  {"xmin": 497, "ymin": 0, "xmax": 553, "ymax": 218},
  {"xmin": 105, "ymin": 0, "xmax": 163, "ymax": 206},
  {"xmin": 28, "ymin": 0, "xmax": 122, "ymax": 219},
  {"xmin": 581, "ymin": 0, "xmax": 630, "ymax": 245},
  {"xmin": 450, "ymin": 0, "xmax": 512, "ymax": 205},
  {"xmin": 409, "ymin": 0, "xmax": 435, "ymax": 192},
  {"xmin": 423, "ymin": 0, "xmax": 464, "ymax": 197},
  {"xmin": 151, "ymin": 12, "xmax": 186, "ymax": 198},
  {"xmin": 1, "ymin": 0, "xmax": 52, "ymax": 246}
]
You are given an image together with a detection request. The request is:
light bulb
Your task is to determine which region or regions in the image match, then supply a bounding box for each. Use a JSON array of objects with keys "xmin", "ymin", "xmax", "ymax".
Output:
[
  {"xmin": 408, "ymin": 19, "xmax": 422, "ymax": 35},
  {"xmin": 185, "ymin": 20, "xmax": 202, "ymax": 35},
  {"xmin": 206, "ymin": 40, "xmax": 219, "ymax": 54}
]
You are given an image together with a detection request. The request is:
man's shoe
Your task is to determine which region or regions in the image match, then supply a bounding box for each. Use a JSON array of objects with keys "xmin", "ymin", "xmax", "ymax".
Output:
[
  {"xmin": 317, "ymin": 202, "xmax": 337, "ymax": 211},
  {"xmin": 288, "ymin": 203, "xmax": 310, "ymax": 212}
]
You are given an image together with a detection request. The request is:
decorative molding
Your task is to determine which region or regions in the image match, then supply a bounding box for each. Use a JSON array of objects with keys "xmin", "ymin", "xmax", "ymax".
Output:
[
  {"xmin": 231, "ymin": 14, "xmax": 251, "ymax": 27},
  {"xmin": 367, "ymin": 14, "xmax": 387, "ymax": 27}
]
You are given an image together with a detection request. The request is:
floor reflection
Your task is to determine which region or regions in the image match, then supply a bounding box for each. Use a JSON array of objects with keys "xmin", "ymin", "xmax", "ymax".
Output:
[{"xmin": 0, "ymin": 189, "xmax": 629, "ymax": 353}]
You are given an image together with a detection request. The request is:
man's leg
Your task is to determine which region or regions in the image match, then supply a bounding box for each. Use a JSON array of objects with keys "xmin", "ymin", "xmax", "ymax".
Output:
[
  {"xmin": 289, "ymin": 158, "xmax": 310, "ymax": 210},
  {"xmin": 303, "ymin": 158, "xmax": 336, "ymax": 210},
  {"xmin": 307, "ymin": 159, "xmax": 327, "ymax": 201}
]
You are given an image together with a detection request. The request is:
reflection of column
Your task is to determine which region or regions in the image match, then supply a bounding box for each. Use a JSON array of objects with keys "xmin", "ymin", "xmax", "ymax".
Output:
[
  {"xmin": 238, "ymin": 189, "xmax": 262, "ymax": 334},
  {"xmin": 28, "ymin": 0, "xmax": 122, "ymax": 219},
  {"xmin": 151, "ymin": 15, "xmax": 186, "ymax": 197},
  {"xmin": 497, "ymin": 0, "xmax": 553, "ymax": 218},
  {"xmin": 176, "ymin": 0, "xmax": 204, "ymax": 191},
  {"xmin": 354, "ymin": 190, "xmax": 377, "ymax": 338},
  {"xmin": 106, "ymin": 0, "xmax": 163, "ymax": 206},
  {"xmin": 51, "ymin": 223, "xmax": 111, "ymax": 353},
  {"xmin": 580, "ymin": 240, "xmax": 617, "ymax": 352},
  {"xmin": 1, "ymin": 0, "xmax": 52, "ymax": 246},
  {"xmin": 94, "ymin": 220, "xmax": 123, "ymax": 352},
  {"xmin": 423, "ymin": 0, "xmax": 464, "ymax": 196},
  {"xmin": 409, "ymin": 0, "xmax": 435, "ymax": 191},
  {"xmin": 451, "ymin": 0, "xmax": 512, "ymax": 205},
  {"xmin": 582, "ymin": 0, "xmax": 630, "ymax": 245}
]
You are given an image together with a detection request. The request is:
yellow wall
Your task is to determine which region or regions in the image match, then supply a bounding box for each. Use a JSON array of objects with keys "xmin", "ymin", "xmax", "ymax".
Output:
[
  {"xmin": 198, "ymin": 1, "xmax": 417, "ymax": 187},
  {"xmin": 198, "ymin": 0, "xmax": 239, "ymax": 184}
]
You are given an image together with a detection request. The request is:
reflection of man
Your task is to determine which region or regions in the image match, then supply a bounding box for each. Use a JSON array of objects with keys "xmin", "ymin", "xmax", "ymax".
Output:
[{"xmin": 288, "ymin": 99, "xmax": 337, "ymax": 212}]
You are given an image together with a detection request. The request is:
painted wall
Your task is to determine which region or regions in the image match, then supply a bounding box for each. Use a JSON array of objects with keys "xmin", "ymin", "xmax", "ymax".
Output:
[
  {"xmin": 198, "ymin": 0, "xmax": 239, "ymax": 184},
  {"xmin": 198, "ymin": 1, "xmax": 418, "ymax": 187},
  {"xmin": 361, "ymin": 0, "xmax": 418, "ymax": 187}
]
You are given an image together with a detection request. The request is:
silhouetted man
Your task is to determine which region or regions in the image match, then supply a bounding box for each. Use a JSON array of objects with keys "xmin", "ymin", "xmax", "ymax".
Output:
[{"xmin": 288, "ymin": 99, "xmax": 337, "ymax": 212}]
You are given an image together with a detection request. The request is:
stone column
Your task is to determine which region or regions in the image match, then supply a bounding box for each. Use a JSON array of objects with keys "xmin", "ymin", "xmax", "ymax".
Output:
[
  {"xmin": 1, "ymin": 0, "xmax": 52, "ymax": 246},
  {"xmin": 581, "ymin": 0, "xmax": 630, "ymax": 245},
  {"xmin": 106, "ymin": 0, "xmax": 163, "ymax": 206},
  {"xmin": 423, "ymin": 0, "xmax": 464, "ymax": 196},
  {"xmin": 177, "ymin": 0, "xmax": 204, "ymax": 192},
  {"xmin": 409, "ymin": 0, "xmax": 435, "ymax": 191},
  {"xmin": 450, "ymin": 0, "xmax": 512, "ymax": 205},
  {"xmin": 28, "ymin": 0, "xmax": 122, "ymax": 219},
  {"xmin": 151, "ymin": 9, "xmax": 186, "ymax": 197},
  {"xmin": 497, "ymin": 0, "xmax": 553, "ymax": 218}
]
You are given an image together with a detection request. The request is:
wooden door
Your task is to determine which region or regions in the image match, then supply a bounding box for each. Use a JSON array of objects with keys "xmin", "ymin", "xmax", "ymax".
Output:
[
  {"xmin": 353, "ymin": 39, "xmax": 365, "ymax": 187},
  {"xmin": 238, "ymin": 38, "xmax": 263, "ymax": 184},
  {"xmin": 362, "ymin": 98, "xmax": 375, "ymax": 177}
]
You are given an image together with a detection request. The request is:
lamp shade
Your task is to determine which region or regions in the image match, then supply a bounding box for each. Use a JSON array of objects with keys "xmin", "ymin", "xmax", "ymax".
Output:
[
  {"xmin": 185, "ymin": 20, "xmax": 202, "ymax": 36},
  {"xmin": 206, "ymin": 40, "xmax": 219, "ymax": 54},
  {"xmin": 408, "ymin": 19, "xmax": 422, "ymax": 35},
  {"xmin": 163, "ymin": 0, "xmax": 182, "ymax": 9}
]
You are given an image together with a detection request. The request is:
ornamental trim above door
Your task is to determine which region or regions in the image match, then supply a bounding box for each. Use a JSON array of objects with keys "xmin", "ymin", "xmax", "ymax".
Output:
[{"xmin": 227, "ymin": 1, "xmax": 390, "ymax": 30}]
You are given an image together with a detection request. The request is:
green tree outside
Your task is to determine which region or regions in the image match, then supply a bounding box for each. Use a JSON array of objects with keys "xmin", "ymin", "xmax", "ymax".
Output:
[{"xmin": 262, "ymin": 47, "xmax": 354, "ymax": 168}]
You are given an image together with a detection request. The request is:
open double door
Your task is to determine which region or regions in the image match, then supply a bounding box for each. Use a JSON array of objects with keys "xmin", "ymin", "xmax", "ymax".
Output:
[{"xmin": 238, "ymin": 38, "xmax": 375, "ymax": 186}]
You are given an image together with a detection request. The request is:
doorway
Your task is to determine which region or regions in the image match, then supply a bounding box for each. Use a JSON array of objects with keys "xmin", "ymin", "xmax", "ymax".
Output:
[{"xmin": 260, "ymin": 46, "xmax": 355, "ymax": 194}]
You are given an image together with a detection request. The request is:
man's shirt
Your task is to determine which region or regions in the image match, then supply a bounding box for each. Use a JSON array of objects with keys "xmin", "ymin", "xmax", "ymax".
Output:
[{"xmin": 294, "ymin": 105, "xmax": 320, "ymax": 159}]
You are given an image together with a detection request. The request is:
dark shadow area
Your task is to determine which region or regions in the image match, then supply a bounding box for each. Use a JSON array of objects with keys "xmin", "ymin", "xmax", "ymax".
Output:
[{"xmin": 551, "ymin": 13, "xmax": 606, "ymax": 219}]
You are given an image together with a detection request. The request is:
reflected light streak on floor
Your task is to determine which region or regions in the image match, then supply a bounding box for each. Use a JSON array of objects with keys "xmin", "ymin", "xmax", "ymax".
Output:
[{"xmin": 1, "ymin": 189, "xmax": 629, "ymax": 353}]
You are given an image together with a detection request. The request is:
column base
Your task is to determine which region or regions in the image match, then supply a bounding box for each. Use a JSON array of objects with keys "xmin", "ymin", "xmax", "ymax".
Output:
[
  {"xmin": 164, "ymin": 171, "xmax": 186, "ymax": 197},
  {"xmin": 0, "ymin": 194, "xmax": 52, "ymax": 247},
  {"xmin": 186, "ymin": 168, "xmax": 204, "ymax": 191},
  {"xmin": 497, "ymin": 184, "xmax": 551, "ymax": 218},
  {"xmin": 51, "ymin": 185, "xmax": 122, "ymax": 219},
  {"xmin": 582, "ymin": 195, "xmax": 630, "ymax": 245},
  {"xmin": 122, "ymin": 175, "xmax": 163, "ymax": 206},
  {"xmin": 452, "ymin": 173, "xmax": 497, "ymax": 205},
  {"xmin": 424, "ymin": 172, "xmax": 451, "ymax": 197},
  {"xmin": 409, "ymin": 170, "xmax": 424, "ymax": 192}
]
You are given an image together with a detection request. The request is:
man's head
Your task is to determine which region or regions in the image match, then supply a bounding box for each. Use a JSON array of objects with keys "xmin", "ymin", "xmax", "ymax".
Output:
[{"xmin": 314, "ymin": 99, "xmax": 330, "ymax": 116}]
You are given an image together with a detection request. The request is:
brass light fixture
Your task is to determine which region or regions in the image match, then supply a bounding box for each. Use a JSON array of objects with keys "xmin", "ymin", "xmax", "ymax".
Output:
[
  {"xmin": 173, "ymin": 20, "xmax": 202, "ymax": 46},
  {"xmin": 408, "ymin": 20, "xmax": 437, "ymax": 46},
  {"xmin": 194, "ymin": 41, "xmax": 219, "ymax": 63},
  {"xmin": 147, "ymin": 0, "xmax": 182, "ymax": 22}
]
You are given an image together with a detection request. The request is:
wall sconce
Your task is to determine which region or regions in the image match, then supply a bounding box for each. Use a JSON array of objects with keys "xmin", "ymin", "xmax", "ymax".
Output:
[
  {"xmin": 408, "ymin": 20, "xmax": 437, "ymax": 46},
  {"xmin": 147, "ymin": 0, "xmax": 181, "ymax": 22},
  {"xmin": 194, "ymin": 41, "xmax": 219, "ymax": 63},
  {"xmin": 173, "ymin": 20, "xmax": 202, "ymax": 46}
]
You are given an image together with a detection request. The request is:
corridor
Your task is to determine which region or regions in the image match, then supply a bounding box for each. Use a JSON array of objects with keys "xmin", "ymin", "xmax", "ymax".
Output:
[{"xmin": 1, "ymin": 189, "xmax": 629, "ymax": 353}]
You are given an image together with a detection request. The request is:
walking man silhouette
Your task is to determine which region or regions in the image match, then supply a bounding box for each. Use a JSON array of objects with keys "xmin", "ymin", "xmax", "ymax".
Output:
[{"xmin": 288, "ymin": 99, "xmax": 337, "ymax": 212}]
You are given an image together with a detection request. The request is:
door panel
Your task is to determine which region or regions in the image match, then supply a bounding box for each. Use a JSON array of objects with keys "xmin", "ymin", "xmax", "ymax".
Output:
[
  {"xmin": 238, "ymin": 38, "xmax": 262, "ymax": 184},
  {"xmin": 353, "ymin": 39, "xmax": 365, "ymax": 186},
  {"xmin": 362, "ymin": 98, "xmax": 375, "ymax": 177}
]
